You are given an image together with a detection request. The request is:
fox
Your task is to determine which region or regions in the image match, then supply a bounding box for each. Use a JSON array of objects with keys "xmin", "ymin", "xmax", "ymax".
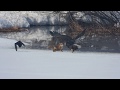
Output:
[
  {"xmin": 53, "ymin": 43, "xmax": 64, "ymax": 52},
  {"xmin": 49, "ymin": 29, "xmax": 86, "ymax": 53}
]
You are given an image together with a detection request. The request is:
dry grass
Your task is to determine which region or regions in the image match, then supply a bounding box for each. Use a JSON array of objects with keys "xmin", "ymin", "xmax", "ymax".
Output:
[{"xmin": 0, "ymin": 26, "xmax": 28, "ymax": 32}]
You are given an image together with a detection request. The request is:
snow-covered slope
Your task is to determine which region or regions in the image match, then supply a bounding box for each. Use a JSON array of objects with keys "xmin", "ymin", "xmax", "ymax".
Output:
[
  {"xmin": 0, "ymin": 11, "xmax": 30, "ymax": 28},
  {"xmin": 0, "ymin": 11, "xmax": 67, "ymax": 29},
  {"xmin": 0, "ymin": 11, "xmax": 120, "ymax": 29},
  {"xmin": 0, "ymin": 38, "xmax": 120, "ymax": 79}
]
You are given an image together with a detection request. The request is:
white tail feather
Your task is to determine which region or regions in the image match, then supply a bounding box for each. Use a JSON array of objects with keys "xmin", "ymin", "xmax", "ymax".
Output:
[{"xmin": 74, "ymin": 44, "xmax": 81, "ymax": 48}]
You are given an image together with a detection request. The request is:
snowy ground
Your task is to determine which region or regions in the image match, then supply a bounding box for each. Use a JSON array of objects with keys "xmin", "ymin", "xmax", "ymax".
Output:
[{"xmin": 0, "ymin": 38, "xmax": 120, "ymax": 79}]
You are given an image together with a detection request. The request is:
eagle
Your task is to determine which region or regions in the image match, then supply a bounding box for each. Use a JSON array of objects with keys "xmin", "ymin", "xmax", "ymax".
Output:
[
  {"xmin": 15, "ymin": 41, "xmax": 25, "ymax": 51},
  {"xmin": 49, "ymin": 29, "xmax": 86, "ymax": 52}
]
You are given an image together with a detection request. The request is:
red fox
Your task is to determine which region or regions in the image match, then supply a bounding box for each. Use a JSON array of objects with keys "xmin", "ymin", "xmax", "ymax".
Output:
[{"xmin": 53, "ymin": 43, "xmax": 64, "ymax": 52}]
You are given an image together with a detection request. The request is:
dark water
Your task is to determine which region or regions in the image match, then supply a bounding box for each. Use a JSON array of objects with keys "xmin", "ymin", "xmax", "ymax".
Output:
[{"xmin": 0, "ymin": 26, "xmax": 120, "ymax": 53}]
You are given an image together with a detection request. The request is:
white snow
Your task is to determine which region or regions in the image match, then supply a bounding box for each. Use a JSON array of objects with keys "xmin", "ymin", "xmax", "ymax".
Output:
[
  {"xmin": 0, "ymin": 11, "xmax": 120, "ymax": 29},
  {"xmin": 0, "ymin": 38, "xmax": 120, "ymax": 79},
  {"xmin": 0, "ymin": 11, "xmax": 67, "ymax": 29},
  {"xmin": 0, "ymin": 11, "xmax": 30, "ymax": 28}
]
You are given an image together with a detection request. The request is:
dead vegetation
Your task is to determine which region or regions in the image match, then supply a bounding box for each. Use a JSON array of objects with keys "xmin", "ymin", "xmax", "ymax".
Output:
[
  {"xmin": 53, "ymin": 11, "xmax": 120, "ymax": 37},
  {"xmin": 0, "ymin": 26, "xmax": 28, "ymax": 32}
]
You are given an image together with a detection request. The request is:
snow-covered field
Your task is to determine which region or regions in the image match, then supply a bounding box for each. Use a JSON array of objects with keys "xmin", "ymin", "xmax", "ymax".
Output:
[{"xmin": 0, "ymin": 38, "xmax": 120, "ymax": 79}]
